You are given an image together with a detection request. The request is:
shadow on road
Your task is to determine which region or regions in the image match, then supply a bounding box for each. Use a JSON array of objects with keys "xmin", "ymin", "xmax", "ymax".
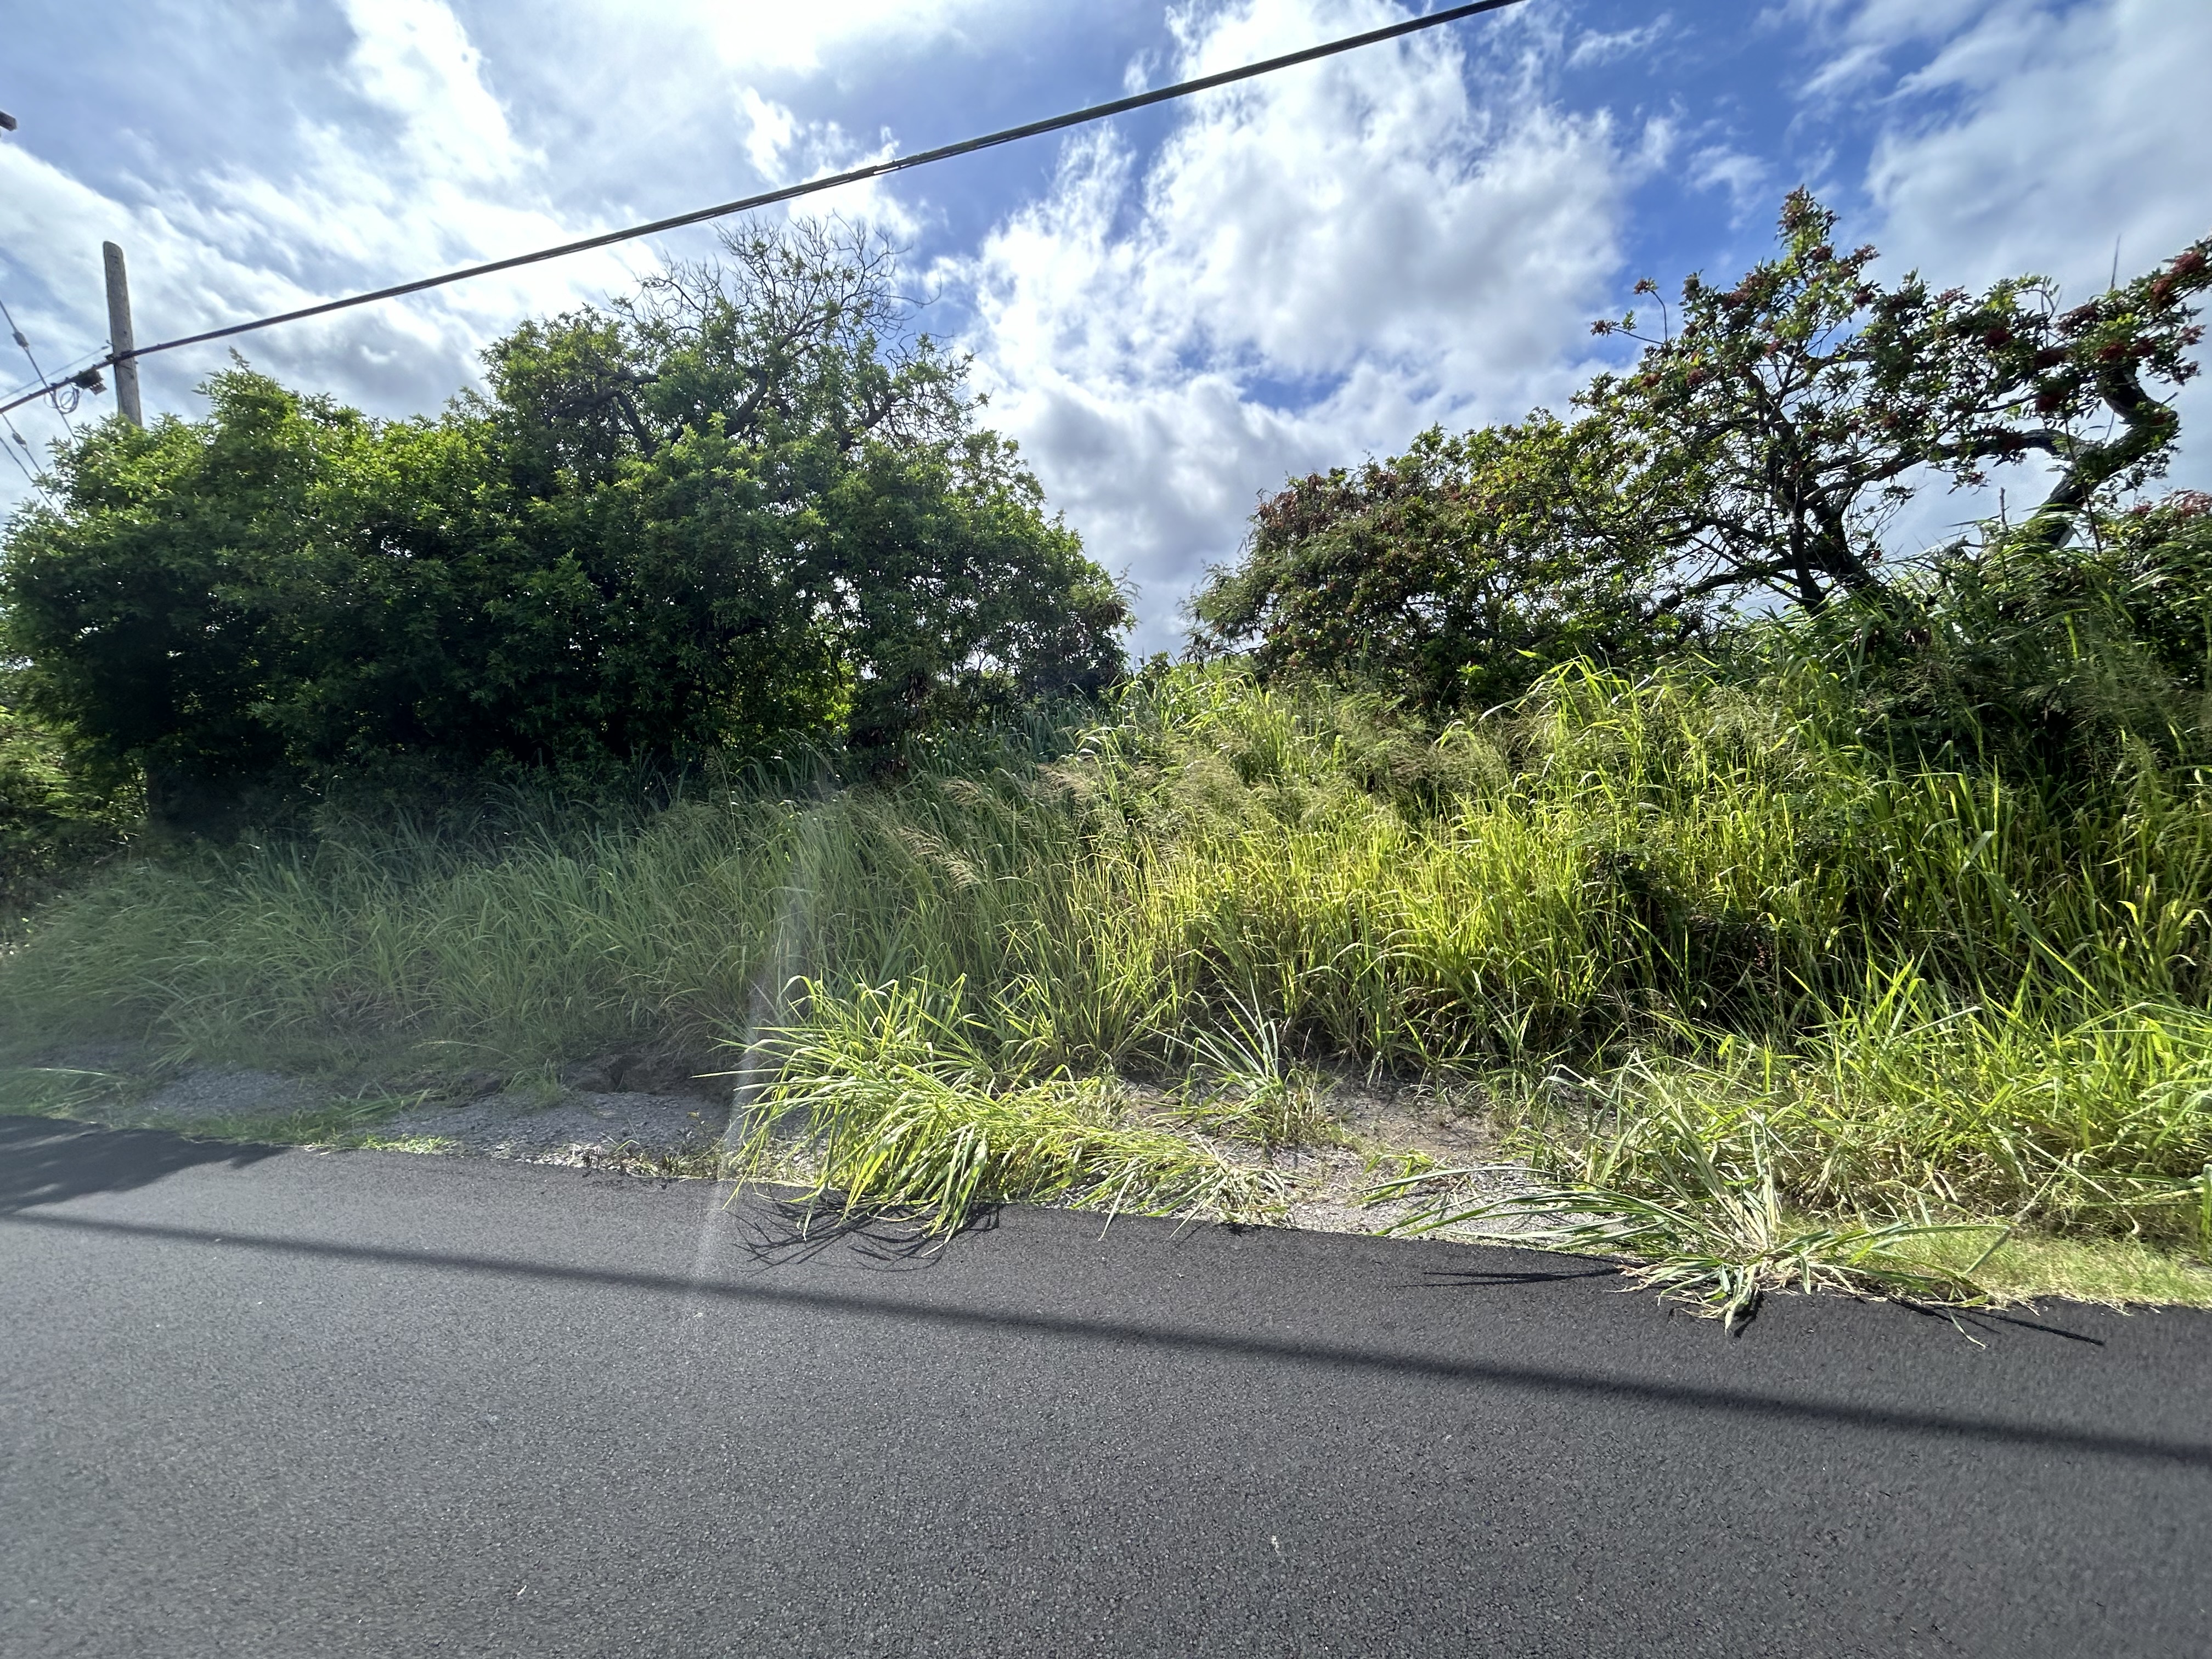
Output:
[
  {"xmin": 1416, "ymin": 1263, "xmax": 1623, "ymax": 1288},
  {"xmin": 0, "ymin": 1114, "xmax": 286, "ymax": 1214},
  {"xmin": 6, "ymin": 1200, "xmax": 2207, "ymax": 1472},
  {"xmin": 730, "ymin": 1194, "xmax": 1000, "ymax": 1269}
]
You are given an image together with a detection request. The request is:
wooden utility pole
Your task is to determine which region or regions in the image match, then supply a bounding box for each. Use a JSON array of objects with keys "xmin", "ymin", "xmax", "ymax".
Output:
[{"xmin": 101, "ymin": 241, "xmax": 142, "ymax": 427}]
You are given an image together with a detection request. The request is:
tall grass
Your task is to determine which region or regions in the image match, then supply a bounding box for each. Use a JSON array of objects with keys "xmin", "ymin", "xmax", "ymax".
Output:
[
  {"xmin": 730, "ymin": 979, "xmax": 1288, "ymax": 1235},
  {"xmin": 5, "ymin": 658, "xmax": 2211, "ymax": 1266},
  {"xmin": 1482, "ymin": 982, "xmax": 2212, "ymax": 1243}
]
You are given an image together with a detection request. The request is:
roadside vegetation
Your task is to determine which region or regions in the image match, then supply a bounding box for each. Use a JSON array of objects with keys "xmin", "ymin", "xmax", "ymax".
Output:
[{"xmin": 4, "ymin": 199, "xmax": 2211, "ymax": 1321}]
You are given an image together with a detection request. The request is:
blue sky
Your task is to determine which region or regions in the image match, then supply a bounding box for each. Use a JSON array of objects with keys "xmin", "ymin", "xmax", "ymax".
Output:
[{"xmin": 3, "ymin": 0, "xmax": 2207, "ymax": 647}]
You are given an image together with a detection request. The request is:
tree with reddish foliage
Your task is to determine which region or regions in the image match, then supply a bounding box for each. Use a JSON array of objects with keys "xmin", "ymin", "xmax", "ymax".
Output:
[
  {"xmin": 1189, "ymin": 415, "xmax": 1674, "ymax": 708},
  {"xmin": 1586, "ymin": 188, "xmax": 2212, "ymax": 612},
  {"xmin": 1193, "ymin": 193, "xmax": 2212, "ymax": 706}
]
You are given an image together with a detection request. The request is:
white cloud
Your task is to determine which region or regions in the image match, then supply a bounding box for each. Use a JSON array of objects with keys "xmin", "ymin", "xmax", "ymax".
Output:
[
  {"xmin": 1688, "ymin": 145, "xmax": 1771, "ymax": 222},
  {"xmin": 0, "ymin": 0, "xmax": 996, "ymax": 494},
  {"xmin": 951, "ymin": 0, "xmax": 1638, "ymax": 647},
  {"xmin": 689, "ymin": 0, "xmax": 1008, "ymax": 75},
  {"xmin": 343, "ymin": 0, "xmax": 535, "ymax": 184},
  {"xmin": 0, "ymin": 0, "xmax": 646, "ymax": 445},
  {"xmin": 1567, "ymin": 17, "xmax": 1672, "ymax": 71},
  {"xmin": 1779, "ymin": 0, "xmax": 1990, "ymax": 98},
  {"xmin": 1842, "ymin": 0, "xmax": 2212, "ymax": 543},
  {"xmin": 1861, "ymin": 0, "xmax": 2211, "ymax": 293},
  {"xmin": 741, "ymin": 89, "xmax": 801, "ymax": 183},
  {"xmin": 729, "ymin": 89, "xmax": 922, "ymax": 241}
]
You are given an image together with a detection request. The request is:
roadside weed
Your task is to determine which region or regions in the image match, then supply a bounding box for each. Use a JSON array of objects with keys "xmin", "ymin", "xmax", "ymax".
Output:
[
  {"xmin": 1375, "ymin": 1098, "xmax": 2005, "ymax": 1328},
  {"xmin": 728, "ymin": 980, "xmax": 1289, "ymax": 1236},
  {"xmin": 1176, "ymin": 992, "xmax": 1341, "ymax": 1150}
]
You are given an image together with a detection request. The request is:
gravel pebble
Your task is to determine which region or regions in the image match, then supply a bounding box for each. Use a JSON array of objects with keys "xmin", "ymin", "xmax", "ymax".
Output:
[
  {"xmin": 375, "ymin": 1088, "xmax": 733, "ymax": 1165},
  {"xmin": 136, "ymin": 1068, "xmax": 319, "ymax": 1124}
]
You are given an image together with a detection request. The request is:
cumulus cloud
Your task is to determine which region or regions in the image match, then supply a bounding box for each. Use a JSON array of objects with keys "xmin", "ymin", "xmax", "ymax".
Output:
[
  {"xmin": 0, "ymin": 0, "xmax": 645, "ymax": 442},
  {"xmin": 685, "ymin": 0, "xmax": 1010, "ymax": 75},
  {"xmin": 1858, "ymin": 0, "xmax": 2212, "ymax": 292},
  {"xmin": 950, "ymin": 0, "xmax": 1643, "ymax": 647},
  {"xmin": 1832, "ymin": 0, "xmax": 2212, "ymax": 543},
  {"xmin": 0, "ymin": 0, "xmax": 988, "ymax": 477}
]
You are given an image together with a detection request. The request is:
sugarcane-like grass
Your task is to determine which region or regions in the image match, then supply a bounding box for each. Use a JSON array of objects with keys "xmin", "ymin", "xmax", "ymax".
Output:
[
  {"xmin": 5, "ymin": 661, "xmax": 2211, "ymax": 1308},
  {"xmin": 1374, "ymin": 1095, "xmax": 2012, "ymax": 1330},
  {"xmin": 728, "ymin": 980, "xmax": 1289, "ymax": 1235}
]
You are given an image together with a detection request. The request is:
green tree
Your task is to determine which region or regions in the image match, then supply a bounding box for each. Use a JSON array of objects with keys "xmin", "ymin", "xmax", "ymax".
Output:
[
  {"xmin": 1194, "ymin": 193, "xmax": 2212, "ymax": 703},
  {"xmin": 599, "ymin": 220, "xmax": 1127, "ymax": 747},
  {"xmin": 0, "ymin": 371, "xmax": 353, "ymax": 821},
  {"xmin": 1189, "ymin": 415, "xmax": 1681, "ymax": 709},
  {"xmin": 1, "ymin": 221, "xmax": 1129, "ymax": 822}
]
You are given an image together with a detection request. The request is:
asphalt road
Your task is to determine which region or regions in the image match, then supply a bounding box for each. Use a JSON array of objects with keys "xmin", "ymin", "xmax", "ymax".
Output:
[{"xmin": 3, "ymin": 1114, "xmax": 2208, "ymax": 1658}]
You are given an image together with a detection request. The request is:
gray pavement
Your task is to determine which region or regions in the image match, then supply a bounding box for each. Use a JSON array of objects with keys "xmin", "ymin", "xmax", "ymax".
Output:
[{"xmin": 2, "ymin": 1112, "xmax": 2208, "ymax": 1657}]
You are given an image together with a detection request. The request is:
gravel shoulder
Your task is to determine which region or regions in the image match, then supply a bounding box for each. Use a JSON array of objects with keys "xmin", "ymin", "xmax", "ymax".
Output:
[
  {"xmin": 7, "ymin": 1051, "xmax": 1537, "ymax": 1239},
  {"xmin": 374, "ymin": 1087, "xmax": 732, "ymax": 1169}
]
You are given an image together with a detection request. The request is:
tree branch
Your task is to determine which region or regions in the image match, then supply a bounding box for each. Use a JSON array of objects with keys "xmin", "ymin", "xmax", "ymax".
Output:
[{"xmin": 2012, "ymin": 367, "xmax": 2181, "ymax": 554}]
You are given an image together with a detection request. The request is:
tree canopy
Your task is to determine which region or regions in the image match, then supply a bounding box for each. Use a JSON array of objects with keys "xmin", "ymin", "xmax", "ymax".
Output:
[
  {"xmin": 0, "ymin": 221, "xmax": 1129, "ymax": 821},
  {"xmin": 1187, "ymin": 414, "xmax": 1674, "ymax": 710},
  {"xmin": 1193, "ymin": 192, "xmax": 2212, "ymax": 708}
]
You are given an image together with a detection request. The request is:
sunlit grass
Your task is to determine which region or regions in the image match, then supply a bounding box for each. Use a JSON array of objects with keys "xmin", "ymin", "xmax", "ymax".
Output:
[
  {"xmin": 5, "ymin": 661, "xmax": 2212, "ymax": 1306},
  {"xmin": 1882, "ymin": 1227, "xmax": 2212, "ymax": 1309},
  {"xmin": 1375, "ymin": 1097, "xmax": 2009, "ymax": 1329},
  {"xmin": 729, "ymin": 979, "xmax": 1290, "ymax": 1235}
]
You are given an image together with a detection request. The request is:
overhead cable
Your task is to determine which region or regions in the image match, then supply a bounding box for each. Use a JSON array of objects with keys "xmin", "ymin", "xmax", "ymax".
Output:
[
  {"xmin": 0, "ymin": 294, "xmax": 77, "ymax": 438},
  {"xmin": 0, "ymin": 0, "xmax": 1528, "ymax": 421},
  {"xmin": 0, "ymin": 345, "xmax": 106, "ymax": 408},
  {"xmin": 1, "ymin": 415, "xmax": 44, "ymax": 495}
]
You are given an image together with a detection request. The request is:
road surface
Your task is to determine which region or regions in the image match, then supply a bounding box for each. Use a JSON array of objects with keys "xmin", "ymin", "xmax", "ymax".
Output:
[{"xmin": 3, "ymin": 1113, "xmax": 2208, "ymax": 1657}]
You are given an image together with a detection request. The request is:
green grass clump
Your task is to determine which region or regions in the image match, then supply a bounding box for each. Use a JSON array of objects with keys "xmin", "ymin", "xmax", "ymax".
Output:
[
  {"xmin": 1377, "ymin": 1096, "xmax": 2011, "ymax": 1330},
  {"xmin": 1378, "ymin": 981, "xmax": 2212, "ymax": 1321},
  {"xmin": 1447, "ymin": 983, "xmax": 2212, "ymax": 1250},
  {"xmin": 731, "ymin": 980, "xmax": 1288, "ymax": 1235},
  {"xmin": 1171, "ymin": 992, "xmax": 1342, "ymax": 1150}
]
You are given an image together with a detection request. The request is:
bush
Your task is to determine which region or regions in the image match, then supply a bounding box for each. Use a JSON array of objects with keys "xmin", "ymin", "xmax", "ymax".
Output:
[
  {"xmin": 0, "ymin": 686, "xmax": 134, "ymax": 920},
  {"xmin": 0, "ymin": 222, "xmax": 1128, "ymax": 829},
  {"xmin": 1781, "ymin": 492, "xmax": 2212, "ymax": 778}
]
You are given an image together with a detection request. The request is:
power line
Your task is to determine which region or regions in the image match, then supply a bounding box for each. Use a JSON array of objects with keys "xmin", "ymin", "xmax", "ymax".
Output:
[
  {"xmin": 0, "ymin": 0, "xmax": 1529, "ymax": 421},
  {"xmin": 0, "ymin": 345, "xmax": 105, "ymax": 407},
  {"xmin": 1, "ymin": 414, "xmax": 45, "ymax": 496},
  {"xmin": 0, "ymin": 294, "xmax": 77, "ymax": 439}
]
